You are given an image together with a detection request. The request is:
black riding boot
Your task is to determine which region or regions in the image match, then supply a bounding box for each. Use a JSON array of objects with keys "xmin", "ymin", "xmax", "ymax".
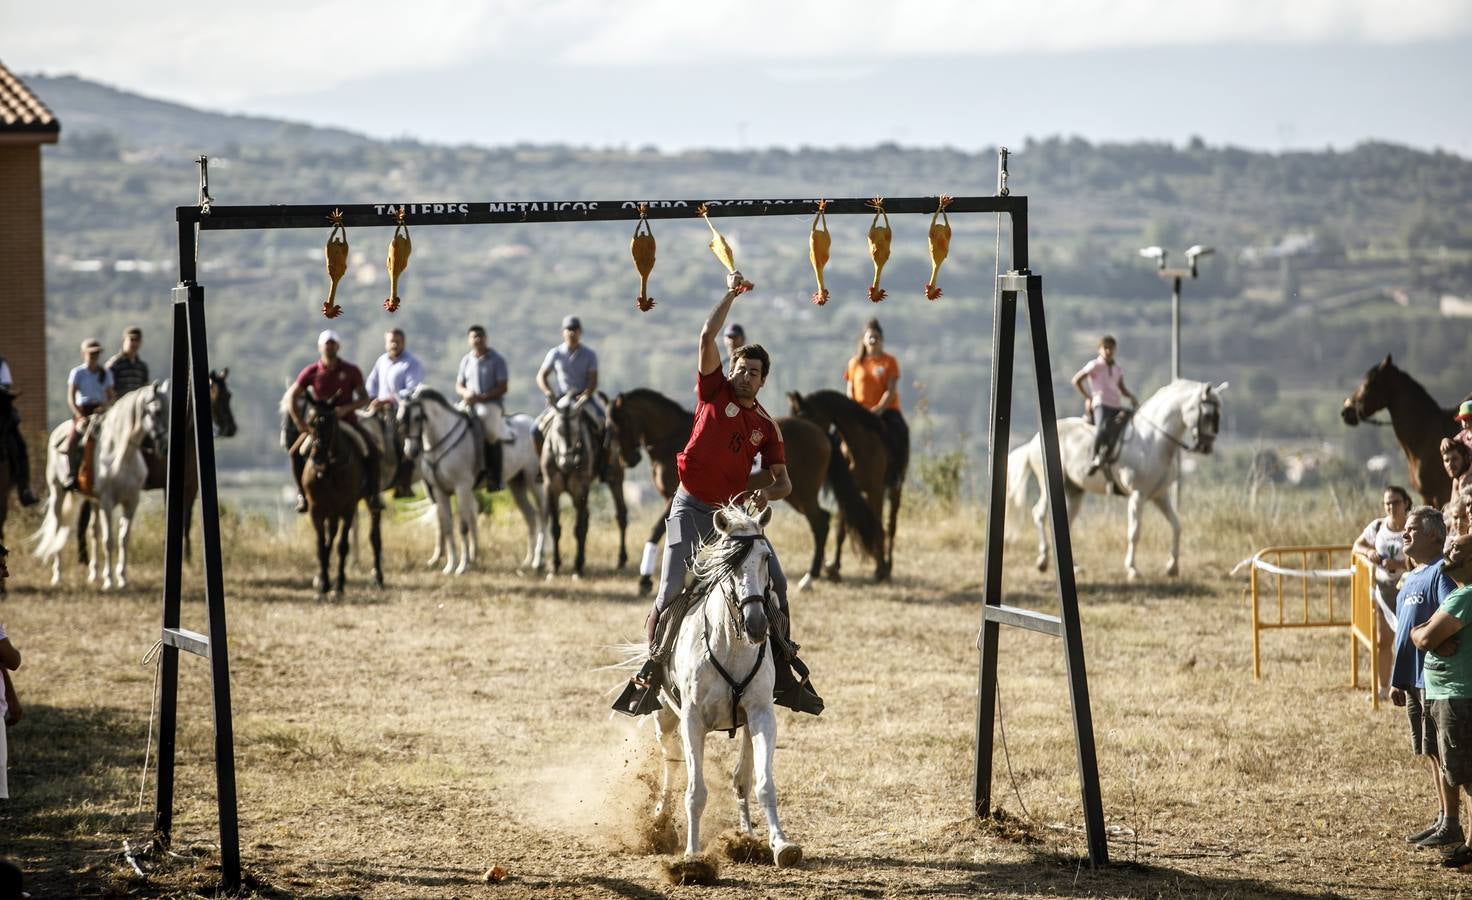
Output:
[
  {"xmin": 485, "ymin": 440, "xmax": 504, "ymax": 491},
  {"xmin": 364, "ymin": 453, "xmax": 385, "ymax": 511},
  {"xmin": 612, "ymin": 605, "xmax": 667, "ymax": 716},
  {"xmin": 392, "ymin": 458, "xmax": 415, "ymax": 498},
  {"xmin": 772, "ymin": 641, "xmax": 825, "ymax": 716},
  {"xmin": 5, "ymin": 431, "xmax": 37, "ymax": 506}
]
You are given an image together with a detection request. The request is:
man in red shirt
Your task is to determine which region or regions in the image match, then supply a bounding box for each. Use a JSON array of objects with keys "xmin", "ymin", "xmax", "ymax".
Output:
[
  {"xmin": 617, "ymin": 271, "xmax": 822, "ymax": 717},
  {"xmin": 284, "ymin": 330, "xmax": 383, "ymax": 512}
]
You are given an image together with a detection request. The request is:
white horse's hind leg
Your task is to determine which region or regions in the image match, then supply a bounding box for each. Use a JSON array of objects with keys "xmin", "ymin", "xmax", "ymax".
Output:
[
  {"xmin": 733, "ymin": 725, "xmax": 755, "ymax": 835},
  {"xmin": 747, "ymin": 704, "xmax": 800, "ymax": 867},
  {"xmin": 437, "ymin": 489, "xmax": 457, "ymax": 575},
  {"xmin": 679, "ymin": 708, "xmax": 709, "ymax": 857},
  {"xmin": 1154, "ymin": 493, "xmax": 1182, "ymax": 576},
  {"xmin": 1125, "ymin": 491, "xmax": 1144, "ymax": 581},
  {"xmin": 1031, "ymin": 492, "xmax": 1050, "ymax": 572}
]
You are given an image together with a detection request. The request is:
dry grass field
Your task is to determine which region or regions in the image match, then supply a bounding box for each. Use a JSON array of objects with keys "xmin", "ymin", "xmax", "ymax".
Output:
[{"xmin": 0, "ymin": 483, "xmax": 1467, "ymax": 898}]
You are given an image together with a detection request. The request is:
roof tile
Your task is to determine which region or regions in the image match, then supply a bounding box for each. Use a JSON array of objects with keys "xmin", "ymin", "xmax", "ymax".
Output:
[{"xmin": 0, "ymin": 60, "xmax": 60, "ymax": 133}]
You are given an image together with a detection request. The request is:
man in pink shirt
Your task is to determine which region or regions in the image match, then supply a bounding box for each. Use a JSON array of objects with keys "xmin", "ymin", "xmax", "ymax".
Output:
[{"xmin": 1071, "ymin": 335, "xmax": 1140, "ymax": 475}]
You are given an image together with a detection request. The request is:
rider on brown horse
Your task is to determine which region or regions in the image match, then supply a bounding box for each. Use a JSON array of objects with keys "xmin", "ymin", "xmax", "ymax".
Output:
[
  {"xmin": 616, "ymin": 271, "xmax": 823, "ymax": 718},
  {"xmin": 285, "ymin": 330, "xmax": 384, "ymax": 513}
]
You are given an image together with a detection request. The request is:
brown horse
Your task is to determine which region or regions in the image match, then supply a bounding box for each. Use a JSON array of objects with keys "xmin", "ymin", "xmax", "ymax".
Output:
[
  {"xmin": 1342, "ymin": 355, "xmax": 1461, "ymax": 507},
  {"xmin": 608, "ymin": 387, "xmax": 883, "ymax": 592},
  {"xmin": 300, "ymin": 394, "xmax": 382, "ymax": 600},
  {"xmin": 788, "ymin": 390, "xmax": 905, "ymax": 582}
]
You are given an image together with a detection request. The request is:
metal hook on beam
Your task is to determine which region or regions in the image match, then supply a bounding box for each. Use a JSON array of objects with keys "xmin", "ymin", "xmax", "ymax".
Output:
[
  {"xmin": 197, "ymin": 156, "xmax": 214, "ymax": 216},
  {"xmin": 996, "ymin": 147, "xmax": 1010, "ymax": 197}
]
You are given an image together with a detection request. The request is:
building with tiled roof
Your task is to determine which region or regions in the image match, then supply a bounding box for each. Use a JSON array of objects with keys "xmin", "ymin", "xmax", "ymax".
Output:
[{"xmin": 0, "ymin": 59, "xmax": 60, "ymax": 455}]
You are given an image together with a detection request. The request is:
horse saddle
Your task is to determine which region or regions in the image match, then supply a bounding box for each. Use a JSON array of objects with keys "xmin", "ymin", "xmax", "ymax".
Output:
[{"xmin": 77, "ymin": 430, "xmax": 99, "ymax": 497}]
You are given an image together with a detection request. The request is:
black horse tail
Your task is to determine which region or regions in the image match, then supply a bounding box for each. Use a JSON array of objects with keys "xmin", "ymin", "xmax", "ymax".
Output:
[{"xmin": 824, "ymin": 434, "xmax": 885, "ymax": 561}]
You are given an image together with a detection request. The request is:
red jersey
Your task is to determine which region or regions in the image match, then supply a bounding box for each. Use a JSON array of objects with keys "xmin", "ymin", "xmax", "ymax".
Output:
[
  {"xmin": 295, "ymin": 360, "xmax": 366, "ymax": 422},
  {"xmin": 677, "ymin": 368, "xmax": 786, "ymax": 506}
]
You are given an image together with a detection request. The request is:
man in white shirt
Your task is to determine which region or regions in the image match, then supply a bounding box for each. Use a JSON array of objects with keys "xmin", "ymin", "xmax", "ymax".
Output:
[{"xmin": 365, "ymin": 328, "xmax": 426, "ymax": 496}]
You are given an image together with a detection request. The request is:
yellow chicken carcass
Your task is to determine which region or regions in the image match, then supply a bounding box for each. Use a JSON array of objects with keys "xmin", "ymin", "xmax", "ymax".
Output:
[
  {"xmin": 698, "ymin": 204, "xmax": 754, "ymax": 293},
  {"xmin": 808, "ymin": 202, "xmax": 831, "ymax": 306},
  {"xmin": 631, "ymin": 213, "xmax": 657, "ymax": 312},
  {"xmin": 867, "ymin": 200, "xmax": 892, "ymax": 303},
  {"xmin": 322, "ymin": 210, "xmax": 348, "ymax": 319},
  {"xmin": 384, "ymin": 210, "xmax": 411, "ymax": 313},
  {"xmin": 925, "ymin": 197, "xmax": 952, "ymax": 301}
]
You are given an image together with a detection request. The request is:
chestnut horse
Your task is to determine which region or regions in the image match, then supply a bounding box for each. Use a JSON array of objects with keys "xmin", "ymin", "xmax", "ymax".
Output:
[
  {"xmin": 1342, "ymin": 355, "xmax": 1461, "ymax": 507},
  {"xmin": 300, "ymin": 394, "xmax": 383, "ymax": 600},
  {"xmin": 608, "ymin": 387, "xmax": 882, "ymax": 592}
]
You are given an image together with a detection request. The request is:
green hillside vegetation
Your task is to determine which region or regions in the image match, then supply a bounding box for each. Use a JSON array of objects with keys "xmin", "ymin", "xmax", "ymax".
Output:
[{"xmin": 28, "ymin": 75, "xmax": 1472, "ymax": 483}]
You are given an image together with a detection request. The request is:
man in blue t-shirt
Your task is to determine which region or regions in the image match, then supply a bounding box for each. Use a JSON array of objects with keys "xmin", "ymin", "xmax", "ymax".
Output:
[{"xmin": 1391, "ymin": 507, "xmax": 1461, "ymax": 848}]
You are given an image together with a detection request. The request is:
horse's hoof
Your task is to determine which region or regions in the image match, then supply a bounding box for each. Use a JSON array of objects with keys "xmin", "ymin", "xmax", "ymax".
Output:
[
  {"xmin": 823, "ymin": 567, "xmax": 842, "ymax": 582},
  {"xmin": 638, "ymin": 576, "xmax": 653, "ymax": 596},
  {"xmin": 1165, "ymin": 563, "xmax": 1180, "ymax": 577},
  {"xmin": 1127, "ymin": 569, "xmax": 1140, "ymax": 582},
  {"xmin": 1035, "ymin": 557, "xmax": 1048, "ymax": 573},
  {"xmin": 571, "ymin": 572, "xmax": 582, "ymax": 582},
  {"xmin": 545, "ymin": 572, "xmax": 556, "ymax": 582},
  {"xmin": 796, "ymin": 572, "xmax": 813, "ymax": 593},
  {"xmin": 316, "ymin": 593, "xmax": 329, "ymax": 604},
  {"xmin": 773, "ymin": 841, "xmax": 803, "ymax": 868}
]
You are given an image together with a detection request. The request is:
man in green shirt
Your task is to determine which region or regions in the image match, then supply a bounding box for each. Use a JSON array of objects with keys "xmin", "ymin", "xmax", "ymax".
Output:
[{"xmin": 1412, "ymin": 562, "xmax": 1472, "ymax": 868}]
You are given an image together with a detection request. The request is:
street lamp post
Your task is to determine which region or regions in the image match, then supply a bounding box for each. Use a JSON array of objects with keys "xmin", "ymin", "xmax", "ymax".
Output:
[{"xmin": 1139, "ymin": 244, "xmax": 1213, "ymax": 508}]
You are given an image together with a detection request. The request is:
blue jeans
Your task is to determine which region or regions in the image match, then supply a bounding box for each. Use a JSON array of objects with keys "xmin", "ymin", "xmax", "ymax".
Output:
[{"xmin": 653, "ymin": 488, "xmax": 788, "ymax": 617}]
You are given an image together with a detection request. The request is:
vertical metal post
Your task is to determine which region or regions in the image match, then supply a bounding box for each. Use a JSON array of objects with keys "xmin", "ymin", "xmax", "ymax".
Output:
[
  {"xmin": 1025, "ymin": 276, "xmax": 1109, "ymax": 867},
  {"xmin": 183, "ymin": 287, "xmax": 242, "ymax": 892},
  {"xmin": 972, "ymin": 279, "xmax": 1018, "ymax": 817},
  {"xmin": 1171, "ymin": 275, "xmax": 1183, "ymax": 510},
  {"xmin": 152, "ymin": 290, "xmax": 191, "ymax": 847}
]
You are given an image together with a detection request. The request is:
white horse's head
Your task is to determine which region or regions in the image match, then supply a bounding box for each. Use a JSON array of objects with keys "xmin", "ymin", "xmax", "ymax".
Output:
[
  {"xmin": 1177, "ymin": 380, "xmax": 1227, "ymax": 454},
  {"xmin": 548, "ymin": 394, "xmax": 592, "ymax": 473},
  {"xmin": 695, "ymin": 504, "xmax": 776, "ymax": 644}
]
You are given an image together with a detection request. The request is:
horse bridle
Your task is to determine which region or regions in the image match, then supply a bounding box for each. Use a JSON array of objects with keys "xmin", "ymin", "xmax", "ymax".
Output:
[
  {"xmin": 1133, "ymin": 391, "xmax": 1221, "ymax": 453},
  {"xmin": 401, "ymin": 394, "xmax": 474, "ymax": 488},
  {"xmin": 697, "ymin": 532, "xmax": 774, "ymax": 734},
  {"xmin": 552, "ymin": 402, "xmax": 591, "ymax": 471}
]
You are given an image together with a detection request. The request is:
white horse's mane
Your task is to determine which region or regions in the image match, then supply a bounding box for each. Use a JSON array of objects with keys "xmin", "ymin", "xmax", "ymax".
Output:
[
  {"xmin": 99, "ymin": 382, "xmax": 161, "ymax": 451},
  {"xmin": 1136, "ymin": 378, "xmax": 1210, "ymax": 421}
]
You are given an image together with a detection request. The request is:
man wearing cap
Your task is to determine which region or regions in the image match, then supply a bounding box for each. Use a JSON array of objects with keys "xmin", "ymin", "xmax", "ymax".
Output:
[
  {"xmin": 365, "ymin": 327, "xmax": 425, "ymax": 497},
  {"xmin": 723, "ymin": 323, "xmax": 746, "ymax": 368},
  {"xmin": 614, "ymin": 270, "xmax": 823, "ymax": 719},
  {"xmin": 1453, "ymin": 401, "xmax": 1472, "ymax": 457},
  {"xmin": 61, "ymin": 339, "xmax": 115, "ymax": 491},
  {"xmin": 283, "ymin": 330, "xmax": 383, "ymax": 512},
  {"xmin": 106, "ymin": 327, "xmax": 150, "ymax": 399},
  {"xmin": 456, "ymin": 325, "xmax": 511, "ymax": 491},
  {"xmin": 0, "ymin": 358, "xmax": 38, "ymax": 507},
  {"xmin": 536, "ymin": 315, "xmax": 604, "ymax": 454}
]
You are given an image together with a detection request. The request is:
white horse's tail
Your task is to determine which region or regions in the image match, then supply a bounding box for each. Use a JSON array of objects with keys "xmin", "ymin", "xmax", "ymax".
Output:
[
  {"xmin": 1006, "ymin": 437, "xmax": 1039, "ymax": 511},
  {"xmin": 32, "ymin": 490, "xmax": 82, "ymax": 560}
]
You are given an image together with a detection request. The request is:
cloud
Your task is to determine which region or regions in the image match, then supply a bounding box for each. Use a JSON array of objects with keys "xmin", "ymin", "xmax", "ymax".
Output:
[{"xmin": 5, "ymin": 0, "xmax": 1469, "ymax": 105}]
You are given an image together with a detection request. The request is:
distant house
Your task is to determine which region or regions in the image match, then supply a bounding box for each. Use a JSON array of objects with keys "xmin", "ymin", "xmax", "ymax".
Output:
[{"xmin": 0, "ymin": 61, "xmax": 59, "ymax": 435}]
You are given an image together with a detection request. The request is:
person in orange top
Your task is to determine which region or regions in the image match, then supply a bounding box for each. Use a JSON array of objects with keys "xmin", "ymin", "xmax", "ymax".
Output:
[{"xmin": 844, "ymin": 318, "xmax": 908, "ymax": 485}]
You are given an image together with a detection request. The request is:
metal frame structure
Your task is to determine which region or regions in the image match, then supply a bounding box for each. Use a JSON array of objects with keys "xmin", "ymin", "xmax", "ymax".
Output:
[{"xmin": 156, "ymin": 157, "xmax": 1107, "ymax": 891}]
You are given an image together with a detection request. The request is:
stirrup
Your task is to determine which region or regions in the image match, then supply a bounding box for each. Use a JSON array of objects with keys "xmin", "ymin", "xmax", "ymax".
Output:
[{"xmin": 612, "ymin": 658, "xmax": 665, "ymax": 717}]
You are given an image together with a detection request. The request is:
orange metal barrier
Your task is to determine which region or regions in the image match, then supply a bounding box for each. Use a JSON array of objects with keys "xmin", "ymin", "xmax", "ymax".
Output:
[{"xmin": 1248, "ymin": 545, "xmax": 1381, "ymax": 709}]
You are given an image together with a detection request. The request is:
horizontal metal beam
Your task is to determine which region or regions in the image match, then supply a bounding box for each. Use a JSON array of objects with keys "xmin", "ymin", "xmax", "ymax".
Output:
[
  {"xmin": 179, "ymin": 194, "xmax": 1026, "ymax": 231},
  {"xmin": 983, "ymin": 603, "xmax": 1063, "ymax": 637},
  {"xmin": 161, "ymin": 627, "xmax": 210, "ymax": 658}
]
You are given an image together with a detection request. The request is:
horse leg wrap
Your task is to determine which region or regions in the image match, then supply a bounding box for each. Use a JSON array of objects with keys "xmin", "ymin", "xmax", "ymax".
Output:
[{"xmin": 640, "ymin": 542, "xmax": 659, "ymax": 577}]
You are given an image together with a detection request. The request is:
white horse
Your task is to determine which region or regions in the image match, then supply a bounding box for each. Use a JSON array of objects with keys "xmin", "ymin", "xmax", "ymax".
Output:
[
  {"xmin": 397, "ymin": 386, "xmax": 545, "ymax": 574},
  {"xmin": 651, "ymin": 504, "xmax": 802, "ymax": 870},
  {"xmin": 1008, "ymin": 378, "xmax": 1227, "ymax": 580},
  {"xmin": 34, "ymin": 383, "xmax": 166, "ymax": 588}
]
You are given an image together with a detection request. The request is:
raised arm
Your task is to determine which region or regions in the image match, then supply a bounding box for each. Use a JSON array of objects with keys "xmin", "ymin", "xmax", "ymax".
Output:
[{"xmin": 699, "ymin": 272, "xmax": 744, "ymax": 376}]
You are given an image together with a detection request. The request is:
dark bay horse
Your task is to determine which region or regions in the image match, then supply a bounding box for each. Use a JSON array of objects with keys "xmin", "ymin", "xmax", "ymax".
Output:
[
  {"xmin": 788, "ymin": 390, "xmax": 907, "ymax": 582},
  {"xmin": 609, "ymin": 387, "xmax": 883, "ymax": 592},
  {"xmin": 1342, "ymin": 355, "xmax": 1461, "ymax": 507},
  {"xmin": 301, "ymin": 395, "xmax": 382, "ymax": 599}
]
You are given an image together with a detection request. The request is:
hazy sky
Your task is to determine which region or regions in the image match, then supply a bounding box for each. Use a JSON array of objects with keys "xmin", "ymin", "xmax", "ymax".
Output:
[{"xmin": 5, "ymin": 0, "xmax": 1471, "ymax": 153}]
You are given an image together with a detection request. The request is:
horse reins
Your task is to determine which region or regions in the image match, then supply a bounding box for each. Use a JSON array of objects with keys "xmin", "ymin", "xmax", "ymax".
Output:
[
  {"xmin": 406, "ymin": 396, "xmax": 473, "ymax": 487},
  {"xmin": 695, "ymin": 533, "xmax": 772, "ymax": 735}
]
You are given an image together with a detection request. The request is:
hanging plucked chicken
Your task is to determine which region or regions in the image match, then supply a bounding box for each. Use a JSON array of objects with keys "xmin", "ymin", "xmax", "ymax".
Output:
[
  {"xmin": 808, "ymin": 201, "xmax": 831, "ymax": 306},
  {"xmin": 384, "ymin": 207, "xmax": 411, "ymax": 313},
  {"xmin": 322, "ymin": 209, "xmax": 348, "ymax": 319},
  {"xmin": 925, "ymin": 195, "xmax": 952, "ymax": 301},
  {"xmin": 631, "ymin": 206, "xmax": 657, "ymax": 312},
  {"xmin": 866, "ymin": 198, "xmax": 892, "ymax": 303},
  {"xmin": 698, "ymin": 204, "xmax": 754, "ymax": 293}
]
